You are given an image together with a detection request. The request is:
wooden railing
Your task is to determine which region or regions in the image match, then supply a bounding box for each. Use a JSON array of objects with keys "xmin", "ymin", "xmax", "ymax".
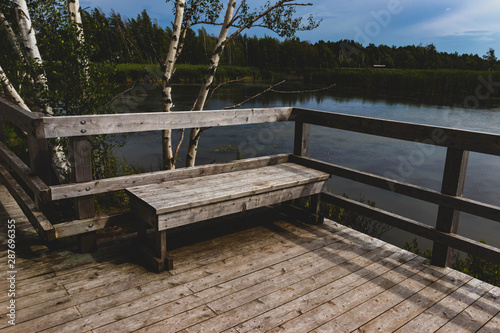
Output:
[
  {"xmin": 291, "ymin": 108, "xmax": 500, "ymax": 267},
  {"xmin": 0, "ymin": 98, "xmax": 499, "ymax": 267}
]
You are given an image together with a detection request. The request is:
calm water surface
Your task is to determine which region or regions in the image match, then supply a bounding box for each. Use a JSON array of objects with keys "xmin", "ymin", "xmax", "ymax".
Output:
[{"xmin": 114, "ymin": 82, "xmax": 500, "ymax": 249}]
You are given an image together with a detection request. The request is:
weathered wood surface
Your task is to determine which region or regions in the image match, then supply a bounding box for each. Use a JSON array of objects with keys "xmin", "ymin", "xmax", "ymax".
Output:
[
  {"xmin": 291, "ymin": 107, "xmax": 500, "ymax": 156},
  {"xmin": 70, "ymin": 137, "xmax": 96, "ymax": 253},
  {"xmin": 432, "ymin": 148, "xmax": 469, "ymax": 267},
  {"xmin": 27, "ymin": 134, "xmax": 52, "ymax": 187},
  {"xmin": 50, "ymin": 154, "xmax": 290, "ymax": 201},
  {"xmin": 0, "ymin": 163, "xmax": 55, "ymax": 241},
  {"xmin": 0, "ymin": 115, "xmax": 5, "ymax": 142},
  {"xmin": 290, "ymin": 155, "xmax": 500, "ymax": 223},
  {"xmin": 293, "ymin": 121, "xmax": 310, "ymax": 156},
  {"xmin": 127, "ymin": 163, "xmax": 329, "ymax": 215},
  {"xmin": 0, "ymin": 140, "xmax": 50, "ymax": 203},
  {"xmin": 0, "ymin": 192, "xmax": 498, "ymax": 333},
  {"xmin": 53, "ymin": 211, "xmax": 134, "ymax": 239},
  {"xmin": 156, "ymin": 182, "xmax": 325, "ymax": 231},
  {"xmin": 0, "ymin": 98, "xmax": 41, "ymax": 134},
  {"xmin": 38, "ymin": 107, "xmax": 293, "ymax": 138}
]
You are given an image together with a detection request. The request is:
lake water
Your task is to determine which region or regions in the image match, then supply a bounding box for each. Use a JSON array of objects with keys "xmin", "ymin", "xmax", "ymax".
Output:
[{"xmin": 113, "ymin": 81, "xmax": 500, "ymax": 250}]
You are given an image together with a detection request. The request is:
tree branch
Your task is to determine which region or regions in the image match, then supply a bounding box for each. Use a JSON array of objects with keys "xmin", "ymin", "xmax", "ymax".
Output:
[
  {"xmin": 270, "ymin": 83, "xmax": 335, "ymax": 94},
  {"xmin": 223, "ymin": 80, "xmax": 286, "ymax": 110},
  {"xmin": 207, "ymin": 77, "xmax": 249, "ymax": 103}
]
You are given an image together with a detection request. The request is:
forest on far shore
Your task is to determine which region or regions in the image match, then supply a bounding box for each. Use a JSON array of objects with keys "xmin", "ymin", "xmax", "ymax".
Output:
[{"xmin": 1, "ymin": 8, "xmax": 495, "ymax": 73}]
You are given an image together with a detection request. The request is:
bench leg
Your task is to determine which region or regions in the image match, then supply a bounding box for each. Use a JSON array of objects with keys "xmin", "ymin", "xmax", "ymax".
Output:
[
  {"xmin": 309, "ymin": 194, "xmax": 324, "ymax": 225},
  {"xmin": 154, "ymin": 230, "xmax": 174, "ymax": 272},
  {"xmin": 78, "ymin": 231, "xmax": 97, "ymax": 253},
  {"xmin": 135, "ymin": 221, "xmax": 174, "ymax": 273},
  {"xmin": 155, "ymin": 230, "xmax": 167, "ymax": 259}
]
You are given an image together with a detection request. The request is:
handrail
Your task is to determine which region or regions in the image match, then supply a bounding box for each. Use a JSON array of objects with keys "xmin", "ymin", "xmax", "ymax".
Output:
[
  {"xmin": 291, "ymin": 107, "xmax": 500, "ymax": 156},
  {"xmin": 0, "ymin": 99, "xmax": 42, "ymax": 135},
  {"xmin": 36, "ymin": 107, "xmax": 293, "ymax": 138}
]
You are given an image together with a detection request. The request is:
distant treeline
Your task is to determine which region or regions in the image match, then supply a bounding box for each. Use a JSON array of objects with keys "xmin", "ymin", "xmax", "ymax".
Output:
[
  {"xmin": 74, "ymin": 9, "xmax": 495, "ymax": 72},
  {"xmin": 305, "ymin": 68, "xmax": 500, "ymax": 96}
]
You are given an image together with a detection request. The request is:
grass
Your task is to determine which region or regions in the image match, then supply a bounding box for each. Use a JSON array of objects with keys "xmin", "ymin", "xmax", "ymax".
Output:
[{"xmin": 115, "ymin": 63, "xmax": 261, "ymax": 83}]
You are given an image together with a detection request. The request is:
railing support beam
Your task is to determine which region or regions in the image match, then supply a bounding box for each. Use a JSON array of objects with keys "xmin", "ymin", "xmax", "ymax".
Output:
[
  {"xmin": 294, "ymin": 121, "xmax": 310, "ymax": 157},
  {"xmin": 431, "ymin": 148, "xmax": 469, "ymax": 267},
  {"xmin": 70, "ymin": 136, "xmax": 97, "ymax": 253}
]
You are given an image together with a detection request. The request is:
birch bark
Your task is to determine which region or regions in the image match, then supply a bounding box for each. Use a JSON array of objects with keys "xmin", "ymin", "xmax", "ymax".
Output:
[
  {"xmin": 0, "ymin": 10, "xmax": 26, "ymax": 65},
  {"xmin": 161, "ymin": 0, "xmax": 186, "ymax": 170},
  {"xmin": 13, "ymin": 0, "xmax": 70, "ymax": 182},
  {"xmin": 0, "ymin": 64, "xmax": 30, "ymax": 110},
  {"xmin": 185, "ymin": 0, "xmax": 237, "ymax": 167},
  {"xmin": 67, "ymin": 0, "xmax": 89, "ymax": 81},
  {"xmin": 13, "ymin": 0, "xmax": 53, "ymax": 115}
]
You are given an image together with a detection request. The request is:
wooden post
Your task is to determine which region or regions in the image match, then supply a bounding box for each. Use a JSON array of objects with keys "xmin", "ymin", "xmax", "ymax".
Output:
[
  {"xmin": 309, "ymin": 193, "xmax": 323, "ymax": 224},
  {"xmin": 70, "ymin": 136, "xmax": 97, "ymax": 253},
  {"xmin": 0, "ymin": 115, "xmax": 5, "ymax": 142},
  {"xmin": 294, "ymin": 121, "xmax": 310, "ymax": 157},
  {"xmin": 27, "ymin": 136, "xmax": 52, "ymax": 183},
  {"xmin": 431, "ymin": 148, "xmax": 469, "ymax": 267},
  {"xmin": 27, "ymin": 119, "xmax": 52, "ymax": 208},
  {"xmin": 155, "ymin": 230, "xmax": 167, "ymax": 259}
]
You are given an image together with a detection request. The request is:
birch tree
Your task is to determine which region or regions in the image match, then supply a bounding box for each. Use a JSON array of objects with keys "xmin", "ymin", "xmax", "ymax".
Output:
[
  {"xmin": 1, "ymin": 0, "xmax": 116, "ymax": 182},
  {"xmin": 161, "ymin": 0, "xmax": 186, "ymax": 170},
  {"xmin": 13, "ymin": 0, "xmax": 53, "ymax": 115},
  {"xmin": 161, "ymin": 0, "xmax": 319, "ymax": 168}
]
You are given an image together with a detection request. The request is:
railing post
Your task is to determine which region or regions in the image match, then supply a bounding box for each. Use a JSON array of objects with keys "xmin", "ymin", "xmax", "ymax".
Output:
[
  {"xmin": 0, "ymin": 115, "xmax": 5, "ymax": 142},
  {"xmin": 294, "ymin": 121, "xmax": 310, "ymax": 157},
  {"xmin": 27, "ymin": 120, "xmax": 52, "ymax": 206},
  {"xmin": 431, "ymin": 148, "xmax": 469, "ymax": 267},
  {"xmin": 70, "ymin": 136, "xmax": 97, "ymax": 253}
]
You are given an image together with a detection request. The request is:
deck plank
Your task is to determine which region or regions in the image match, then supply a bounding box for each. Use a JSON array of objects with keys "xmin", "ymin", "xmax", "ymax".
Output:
[
  {"xmin": 435, "ymin": 286, "xmax": 500, "ymax": 333},
  {"xmin": 0, "ymin": 183, "xmax": 499, "ymax": 333},
  {"xmin": 393, "ymin": 278, "xmax": 494, "ymax": 333},
  {"xmin": 356, "ymin": 268, "xmax": 473, "ymax": 332}
]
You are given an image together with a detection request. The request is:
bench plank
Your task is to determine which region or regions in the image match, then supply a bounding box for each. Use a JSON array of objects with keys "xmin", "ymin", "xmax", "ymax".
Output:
[
  {"xmin": 127, "ymin": 163, "xmax": 329, "ymax": 216},
  {"xmin": 158, "ymin": 181, "xmax": 326, "ymax": 230}
]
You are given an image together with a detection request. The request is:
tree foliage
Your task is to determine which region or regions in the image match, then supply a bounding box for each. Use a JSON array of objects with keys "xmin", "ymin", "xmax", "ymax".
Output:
[
  {"xmin": 0, "ymin": 0, "xmax": 119, "ymax": 182},
  {"xmin": 33, "ymin": 8, "xmax": 497, "ymax": 73}
]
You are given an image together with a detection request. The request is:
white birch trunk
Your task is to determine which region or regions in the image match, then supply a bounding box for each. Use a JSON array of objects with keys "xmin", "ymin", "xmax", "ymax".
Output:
[
  {"xmin": 67, "ymin": 0, "xmax": 84, "ymax": 42},
  {"xmin": 14, "ymin": 0, "xmax": 70, "ymax": 182},
  {"xmin": 161, "ymin": 0, "xmax": 185, "ymax": 170},
  {"xmin": 13, "ymin": 0, "xmax": 53, "ymax": 115},
  {"xmin": 185, "ymin": 0, "xmax": 237, "ymax": 167},
  {"xmin": 67, "ymin": 0, "xmax": 89, "ymax": 82},
  {"xmin": 0, "ymin": 10, "xmax": 26, "ymax": 64},
  {"xmin": 0, "ymin": 64, "xmax": 30, "ymax": 110}
]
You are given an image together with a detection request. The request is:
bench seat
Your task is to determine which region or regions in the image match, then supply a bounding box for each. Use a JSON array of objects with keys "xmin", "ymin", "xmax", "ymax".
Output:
[{"xmin": 126, "ymin": 160, "xmax": 330, "ymax": 272}]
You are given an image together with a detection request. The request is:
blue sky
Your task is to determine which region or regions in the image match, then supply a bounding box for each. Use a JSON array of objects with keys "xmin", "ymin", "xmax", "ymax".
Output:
[{"xmin": 80, "ymin": 0, "xmax": 500, "ymax": 56}]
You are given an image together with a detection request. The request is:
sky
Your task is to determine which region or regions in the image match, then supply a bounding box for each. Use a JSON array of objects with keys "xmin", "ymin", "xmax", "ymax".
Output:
[{"xmin": 80, "ymin": 0, "xmax": 500, "ymax": 56}]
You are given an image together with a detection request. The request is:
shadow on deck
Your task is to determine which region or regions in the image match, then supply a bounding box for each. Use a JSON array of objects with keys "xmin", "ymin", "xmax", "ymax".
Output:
[{"xmin": 0, "ymin": 184, "xmax": 499, "ymax": 333}]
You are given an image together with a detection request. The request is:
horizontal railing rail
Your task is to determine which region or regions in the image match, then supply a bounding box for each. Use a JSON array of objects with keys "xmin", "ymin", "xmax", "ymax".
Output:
[
  {"xmin": 289, "ymin": 155, "xmax": 500, "ymax": 223},
  {"xmin": 36, "ymin": 107, "xmax": 293, "ymax": 138},
  {"xmin": 1, "ymin": 97, "xmax": 499, "ymax": 267},
  {"xmin": 291, "ymin": 107, "xmax": 500, "ymax": 156}
]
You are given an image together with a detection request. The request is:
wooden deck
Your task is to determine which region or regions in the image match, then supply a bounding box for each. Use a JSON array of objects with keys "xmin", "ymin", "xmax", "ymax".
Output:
[{"xmin": 0, "ymin": 184, "xmax": 499, "ymax": 333}]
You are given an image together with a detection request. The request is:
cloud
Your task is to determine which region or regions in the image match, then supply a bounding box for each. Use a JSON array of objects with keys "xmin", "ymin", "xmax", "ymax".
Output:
[{"xmin": 403, "ymin": 1, "xmax": 500, "ymax": 38}]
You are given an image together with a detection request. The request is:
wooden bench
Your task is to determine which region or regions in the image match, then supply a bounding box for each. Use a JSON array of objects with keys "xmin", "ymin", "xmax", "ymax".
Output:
[{"xmin": 126, "ymin": 156, "xmax": 330, "ymax": 272}]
